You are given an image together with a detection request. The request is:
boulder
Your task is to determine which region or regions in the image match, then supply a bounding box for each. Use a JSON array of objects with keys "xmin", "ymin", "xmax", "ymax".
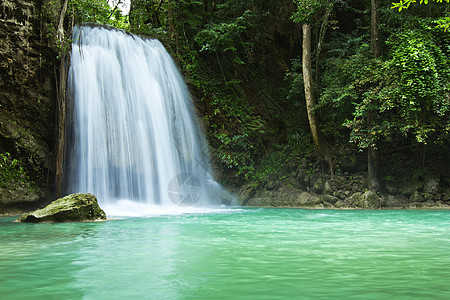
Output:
[
  {"xmin": 359, "ymin": 191, "xmax": 382, "ymax": 208},
  {"xmin": 296, "ymin": 192, "xmax": 322, "ymax": 206},
  {"xmin": 322, "ymin": 194, "xmax": 339, "ymax": 205},
  {"xmin": 16, "ymin": 193, "xmax": 106, "ymax": 223},
  {"xmin": 245, "ymin": 197, "xmax": 272, "ymax": 207},
  {"xmin": 345, "ymin": 192, "xmax": 362, "ymax": 207},
  {"xmin": 239, "ymin": 184, "xmax": 257, "ymax": 205},
  {"xmin": 334, "ymin": 200, "xmax": 346, "ymax": 208},
  {"xmin": 384, "ymin": 194, "xmax": 404, "ymax": 208}
]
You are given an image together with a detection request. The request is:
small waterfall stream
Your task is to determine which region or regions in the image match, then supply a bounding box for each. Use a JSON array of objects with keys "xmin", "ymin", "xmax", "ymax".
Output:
[{"xmin": 65, "ymin": 25, "xmax": 227, "ymax": 215}]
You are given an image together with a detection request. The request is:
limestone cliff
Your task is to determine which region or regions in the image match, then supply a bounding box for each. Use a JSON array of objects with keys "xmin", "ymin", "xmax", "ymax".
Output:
[{"xmin": 0, "ymin": 0, "xmax": 56, "ymax": 214}]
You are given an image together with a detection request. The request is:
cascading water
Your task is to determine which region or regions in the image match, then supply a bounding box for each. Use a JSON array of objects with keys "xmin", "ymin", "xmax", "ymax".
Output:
[{"xmin": 65, "ymin": 25, "xmax": 229, "ymax": 216}]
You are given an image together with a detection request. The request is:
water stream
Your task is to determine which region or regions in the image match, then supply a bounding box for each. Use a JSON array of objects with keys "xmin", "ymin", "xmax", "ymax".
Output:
[
  {"xmin": 1, "ymin": 209, "xmax": 449, "ymax": 299},
  {"xmin": 65, "ymin": 26, "xmax": 227, "ymax": 215}
]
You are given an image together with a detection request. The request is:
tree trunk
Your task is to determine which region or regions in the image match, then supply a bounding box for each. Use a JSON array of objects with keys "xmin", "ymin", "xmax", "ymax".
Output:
[
  {"xmin": 370, "ymin": 0, "xmax": 380, "ymax": 58},
  {"xmin": 56, "ymin": 0, "xmax": 69, "ymax": 43},
  {"xmin": 55, "ymin": 53, "xmax": 69, "ymax": 198},
  {"xmin": 368, "ymin": 0, "xmax": 381, "ymax": 191},
  {"xmin": 315, "ymin": 8, "xmax": 331, "ymax": 88},
  {"xmin": 368, "ymin": 144, "xmax": 380, "ymax": 191},
  {"xmin": 302, "ymin": 24, "xmax": 333, "ymax": 175},
  {"xmin": 55, "ymin": 1, "xmax": 70, "ymax": 197}
]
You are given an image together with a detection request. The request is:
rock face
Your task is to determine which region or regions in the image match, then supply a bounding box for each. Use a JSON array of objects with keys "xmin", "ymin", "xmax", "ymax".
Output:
[
  {"xmin": 16, "ymin": 193, "xmax": 106, "ymax": 222},
  {"xmin": 241, "ymin": 170, "xmax": 450, "ymax": 209},
  {"xmin": 0, "ymin": 0, "xmax": 56, "ymax": 213}
]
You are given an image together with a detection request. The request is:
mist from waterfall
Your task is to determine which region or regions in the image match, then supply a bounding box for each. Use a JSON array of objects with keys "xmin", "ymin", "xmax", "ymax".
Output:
[{"xmin": 66, "ymin": 25, "xmax": 229, "ymax": 216}]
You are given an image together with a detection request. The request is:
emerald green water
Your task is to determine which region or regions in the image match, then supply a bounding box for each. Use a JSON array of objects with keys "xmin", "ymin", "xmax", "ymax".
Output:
[{"xmin": 1, "ymin": 208, "xmax": 449, "ymax": 299}]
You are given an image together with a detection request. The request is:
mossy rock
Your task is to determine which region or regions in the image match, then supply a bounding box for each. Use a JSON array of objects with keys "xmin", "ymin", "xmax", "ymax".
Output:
[
  {"xmin": 16, "ymin": 193, "xmax": 106, "ymax": 223},
  {"xmin": 359, "ymin": 191, "xmax": 382, "ymax": 208},
  {"xmin": 295, "ymin": 192, "xmax": 322, "ymax": 207}
]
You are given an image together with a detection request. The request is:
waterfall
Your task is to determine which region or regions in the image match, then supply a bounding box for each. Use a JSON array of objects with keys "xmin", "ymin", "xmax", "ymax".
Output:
[{"xmin": 66, "ymin": 25, "xmax": 229, "ymax": 215}]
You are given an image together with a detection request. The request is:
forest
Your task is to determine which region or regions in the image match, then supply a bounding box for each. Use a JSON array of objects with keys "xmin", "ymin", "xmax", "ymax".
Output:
[{"xmin": 0, "ymin": 0, "xmax": 449, "ymax": 212}]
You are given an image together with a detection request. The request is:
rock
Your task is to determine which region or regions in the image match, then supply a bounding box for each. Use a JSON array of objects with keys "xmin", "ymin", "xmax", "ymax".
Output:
[
  {"xmin": 384, "ymin": 194, "xmax": 404, "ymax": 208},
  {"xmin": 16, "ymin": 193, "xmax": 106, "ymax": 223},
  {"xmin": 239, "ymin": 184, "xmax": 257, "ymax": 205},
  {"xmin": 410, "ymin": 191, "xmax": 424, "ymax": 202},
  {"xmin": 333, "ymin": 190, "xmax": 346, "ymax": 199},
  {"xmin": 322, "ymin": 194, "xmax": 339, "ymax": 205},
  {"xmin": 312, "ymin": 178, "xmax": 324, "ymax": 194},
  {"xmin": 345, "ymin": 192, "xmax": 362, "ymax": 207},
  {"xmin": 323, "ymin": 201, "xmax": 334, "ymax": 208},
  {"xmin": 359, "ymin": 191, "xmax": 382, "ymax": 208},
  {"xmin": 359, "ymin": 191, "xmax": 383, "ymax": 208},
  {"xmin": 296, "ymin": 192, "xmax": 322, "ymax": 206},
  {"xmin": 385, "ymin": 183, "xmax": 398, "ymax": 195},
  {"xmin": 0, "ymin": 0, "xmax": 56, "ymax": 213},
  {"xmin": 323, "ymin": 181, "xmax": 333, "ymax": 195},
  {"xmin": 443, "ymin": 193, "xmax": 450, "ymax": 202},
  {"xmin": 265, "ymin": 180, "xmax": 277, "ymax": 191},
  {"xmin": 288, "ymin": 177, "xmax": 301, "ymax": 188},
  {"xmin": 424, "ymin": 172, "xmax": 440, "ymax": 194},
  {"xmin": 334, "ymin": 200, "xmax": 346, "ymax": 208},
  {"xmin": 401, "ymin": 181, "xmax": 422, "ymax": 196},
  {"xmin": 245, "ymin": 197, "xmax": 272, "ymax": 207}
]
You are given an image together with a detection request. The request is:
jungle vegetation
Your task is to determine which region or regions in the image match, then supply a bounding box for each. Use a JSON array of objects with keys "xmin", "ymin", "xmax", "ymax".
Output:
[{"xmin": 31, "ymin": 0, "xmax": 450, "ymax": 193}]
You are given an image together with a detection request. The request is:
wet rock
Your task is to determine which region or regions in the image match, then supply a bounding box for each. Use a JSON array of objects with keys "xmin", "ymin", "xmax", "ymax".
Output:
[{"xmin": 16, "ymin": 193, "xmax": 106, "ymax": 223}]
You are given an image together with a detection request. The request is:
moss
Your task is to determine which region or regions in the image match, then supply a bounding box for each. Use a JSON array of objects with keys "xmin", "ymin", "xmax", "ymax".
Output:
[{"xmin": 16, "ymin": 193, "xmax": 106, "ymax": 223}]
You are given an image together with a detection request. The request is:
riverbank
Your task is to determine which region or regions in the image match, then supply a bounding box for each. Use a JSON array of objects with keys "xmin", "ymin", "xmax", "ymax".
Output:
[{"xmin": 238, "ymin": 171, "xmax": 450, "ymax": 209}]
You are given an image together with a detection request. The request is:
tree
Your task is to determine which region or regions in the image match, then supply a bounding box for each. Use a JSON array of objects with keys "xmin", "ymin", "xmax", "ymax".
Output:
[
  {"xmin": 292, "ymin": 0, "xmax": 335, "ymax": 175},
  {"xmin": 368, "ymin": 0, "xmax": 381, "ymax": 191}
]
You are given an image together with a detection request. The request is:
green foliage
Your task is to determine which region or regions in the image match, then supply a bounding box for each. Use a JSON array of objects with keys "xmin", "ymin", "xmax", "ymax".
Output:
[
  {"xmin": 291, "ymin": 0, "xmax": 334, "ymax": 25},
  {"xmin": 330, "ymin": 25, "xmax": 450, "ymax": 148},
  {"xmin": 435, "ymin": 16, "xmax": 450, "ymax": 31},
  {"xmin": 64, "ymin": 0, "xmax": 449, "ymax": 186},
  {"xmin": 0, "ymin": 153, "xmax": 29, "ymax": 188},
  {"xmin": 70, "ymin": 0, "xmax": 129, "ymax": 29},
  {"xmin": 391, "ymin": 0, "xmax": 450, "ymax": 31},
  {"xmin": 383, "ymin": 29, "xmax": 450, "ymax": 142},
  {"xmin": 251, "ymin": 131, "xmax": 314, "ymax": 185},
  {"xmin": 392, "ymin": 0, "xmax": 449, "ymax": 11},
  {"xmin": 195, "ymin": 10, "xmax": 254, "ymax": 57}
]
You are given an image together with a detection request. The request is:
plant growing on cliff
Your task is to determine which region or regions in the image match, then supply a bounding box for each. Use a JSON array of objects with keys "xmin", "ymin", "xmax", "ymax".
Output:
[{"xmin": 0, "ymin": 153, "xmax": 29, "ymax": 188}]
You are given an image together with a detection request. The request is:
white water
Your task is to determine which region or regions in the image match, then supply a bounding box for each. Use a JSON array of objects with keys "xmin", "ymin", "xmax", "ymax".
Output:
[{"xmin": 66, "ymin": 26, "xmax": 230, "ymax": 216}]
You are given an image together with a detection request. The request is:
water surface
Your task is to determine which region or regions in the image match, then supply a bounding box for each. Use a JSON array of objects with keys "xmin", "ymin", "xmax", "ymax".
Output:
[{"xmin": 1, "ymin": 208, "xmax": 449, "ymax": 299}]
